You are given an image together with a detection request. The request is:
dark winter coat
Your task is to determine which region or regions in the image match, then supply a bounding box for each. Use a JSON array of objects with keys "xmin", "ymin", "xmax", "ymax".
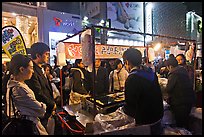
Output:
[
  {"xmin": 166, "ymin": 65, "xmax": 196, "ymax": 107},
  {"xmin": 71, "ymin": 68, "xmax": 91, "ymax": 95},
  {"xmin": 91, "ymin": 66, "xmax": 109, "ymax": 97},
  {"xmin": 25, "ymin": 62, "xmax": 55, "ymax": 115},
  {"xmin": 123, "ymin": 66, "xmax": 164, "ymax": 125}
]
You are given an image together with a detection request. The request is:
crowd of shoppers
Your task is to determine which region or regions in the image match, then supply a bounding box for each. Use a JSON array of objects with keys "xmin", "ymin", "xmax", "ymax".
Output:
[{"xmin": 2, "ymin": 40, "xmax": 201, "ymax": 135}]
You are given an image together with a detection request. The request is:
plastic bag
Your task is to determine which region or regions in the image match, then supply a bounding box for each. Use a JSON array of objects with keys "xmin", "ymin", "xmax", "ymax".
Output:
[
  {"xmin": 163, "ymin": 126, "xmax": 192, "ymax": 135},
  {"xmin": 93, "ymin": 107, "xmax": 135, "ymax": 134},
  {"xmin": 46, "ymin": 115, "xmax": 55, "ymax": 135}
]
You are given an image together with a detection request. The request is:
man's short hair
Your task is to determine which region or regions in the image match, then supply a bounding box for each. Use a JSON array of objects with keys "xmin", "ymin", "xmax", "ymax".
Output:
[
  {"xmin": 114, "ymin": 58, "xmax": 122, "ymax": 69},
  {"xmin": 30, "ymin": 42, "xmax": 50, "ymax": 59},
  {"xmin": 164, "ymin": 56, "xmax": 178, "ymax": 67},
  {"xmin": 122, "ymin": 48, "xmax": 142, "ymax": 66}
]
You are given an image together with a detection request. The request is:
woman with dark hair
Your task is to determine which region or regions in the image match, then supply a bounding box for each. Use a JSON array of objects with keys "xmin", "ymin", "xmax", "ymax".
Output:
[
  {"xmin": 176, "ymin": 54, "xmax": 194, "ymax": 87},
  {"xmin": 6, "ymin": 54, "xmax": 48, "ymax": 135}
]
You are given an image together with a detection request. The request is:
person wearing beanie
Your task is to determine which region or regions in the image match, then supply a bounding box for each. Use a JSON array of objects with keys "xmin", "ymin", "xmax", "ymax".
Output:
[{"xmin": 165, "ymin": 56, "xmax": 196, "ymax": 130}]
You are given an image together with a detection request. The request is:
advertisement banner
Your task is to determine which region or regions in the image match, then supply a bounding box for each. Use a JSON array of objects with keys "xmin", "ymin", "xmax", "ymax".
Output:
[
  {"xmin": 64, "ymin": 42, "xmax": 146, "ymax": 59},
  {"xmin": 2, "ymin": 26, "xmax": 27, "ymax": 58},
  {"xmin": 107, "ymin": 2, "xmax": 144, "ymax": 41}
]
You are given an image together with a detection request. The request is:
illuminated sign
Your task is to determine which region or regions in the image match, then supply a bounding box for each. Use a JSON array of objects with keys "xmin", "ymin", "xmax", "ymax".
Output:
[
  {"xmin": 53, "ymin": 17, "xmax": 62, "ymax": 26},
  {"xmin": 53, "ymin": 17, "xmax": 75, "ymax": 27},
  {"xmin": 64, "ymin": 42, "xmax": 146, "ymax": 59}
]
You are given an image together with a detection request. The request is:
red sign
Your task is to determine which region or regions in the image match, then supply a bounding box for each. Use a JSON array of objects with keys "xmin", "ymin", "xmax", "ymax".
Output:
[
  {"xmin": 64, "ymin": 42, "xmax": 146, "ymax": 59},
  {"xmin": 53, "ymin": 17, "xmax": 62, "ymax": 26}
]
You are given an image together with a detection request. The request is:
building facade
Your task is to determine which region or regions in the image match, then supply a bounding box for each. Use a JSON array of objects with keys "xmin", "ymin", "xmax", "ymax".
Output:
[
  {"xmin": 80, "ymin": 2, "xmax": 202, "ymax": 59},
  {"xmin": 2, "ymin": 2, "xmax": 82, "ymax": 65}
]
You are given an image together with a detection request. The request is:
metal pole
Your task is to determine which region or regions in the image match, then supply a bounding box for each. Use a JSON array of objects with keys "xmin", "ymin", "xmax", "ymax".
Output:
[
  {"xmin": 58, "ymin": 29, "xmax": 87, "ymax": 43},
  {"xmin": 143, "ymin": 2, "xmax": 146, "ymax": 49},
  {"xmin": 60, "ymin": 68, "xmax": 63, "ymax": 107},
  {"xmin": 151, "ymin": 5, "xmax": 154, "ymax": 41},
  {"xmin": 93, "ymin": 25, "xmax": 196, "ymax": 42},
  {"xmin": 91, "ymin": 26, "xmax": 97, "ymax": 116},
  {"xmin": 193, "ymin": 42, "xmax": 197, "ymax": 91}
]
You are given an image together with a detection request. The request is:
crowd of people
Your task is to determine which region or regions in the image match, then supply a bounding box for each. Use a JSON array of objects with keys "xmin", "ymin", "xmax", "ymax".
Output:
[{"xmin": 2, "ymin": 42, "xmax": 201, "ymax": 135}]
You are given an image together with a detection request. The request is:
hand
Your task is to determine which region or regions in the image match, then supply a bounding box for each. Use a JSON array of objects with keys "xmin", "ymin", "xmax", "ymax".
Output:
[
  {"xmin": 160, "ymin": 67, "xmax": 166, "ymax": 73},
  {"xmin": 51, "ymin": 110, "xmax": 56, "ymax": 116},
  {"xmin": 52, "ymin": 103, "xmax": 57, "ymax": 111}
]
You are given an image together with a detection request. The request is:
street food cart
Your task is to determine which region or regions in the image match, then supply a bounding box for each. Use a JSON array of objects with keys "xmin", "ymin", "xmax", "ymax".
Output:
[
  {"xmin": 57, "ymin": 91, "xmax": 151, "ymax": 135},
  {"xmin": 55, "ymin": 25, "xmax": 200, "ymax": 135}
]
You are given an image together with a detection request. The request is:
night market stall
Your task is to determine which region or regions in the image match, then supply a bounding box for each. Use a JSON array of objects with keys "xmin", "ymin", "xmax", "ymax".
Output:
[{"xmin": 50, "ymin": 25, "xmax": 201, "ymax": 135}]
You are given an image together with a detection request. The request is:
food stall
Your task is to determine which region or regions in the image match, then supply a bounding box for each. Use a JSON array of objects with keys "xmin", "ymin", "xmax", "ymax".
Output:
[{"xmin": 55, "ymin": 25, "xmax": 200, "ymax": 135}]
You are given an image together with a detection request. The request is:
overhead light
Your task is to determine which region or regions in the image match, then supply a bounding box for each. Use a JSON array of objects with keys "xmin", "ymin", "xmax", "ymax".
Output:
[
  {"xmin": 100, "ymin": 19, "xmax": 105, "ymax": 24},
  {"xmin": 12, "ymin": 12, "xmax": 17, "ymax": 16},
  {"xmin": 154, "ymin": 43, "xmax": 161, "ymax": 51},
  {"xmin": 83, "ymin": 16, "xmax": 88, "ymax": 21}
]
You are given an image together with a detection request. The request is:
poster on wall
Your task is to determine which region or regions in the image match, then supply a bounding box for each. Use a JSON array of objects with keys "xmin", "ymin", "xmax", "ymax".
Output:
[
  {"xmin": 2, "ymin": 26, "xmax": 27, "ymax": 58},
  {"xmin": 64, "ymin": 42, "xmax": 146, "ymax": 59},
  {"xmin": 107, "ymin": 2, "xmax": 144, "ymax": 41}
]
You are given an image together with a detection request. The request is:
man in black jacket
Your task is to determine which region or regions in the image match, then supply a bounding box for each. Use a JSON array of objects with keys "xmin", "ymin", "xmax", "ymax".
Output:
[
  {"xmin": 91, "ymin": 59, "xmax": 109, "ymax": 97},
  {"xmin": 122, "ymin": 48, "xmax": 164, "ymax": 135},
  {"xmin": 25, "ymin": 42, "xmax": 56, "ymax": 128},
  {"xmin": 165, "ymin": 56, "xmax": 196, "ymax": 130}
]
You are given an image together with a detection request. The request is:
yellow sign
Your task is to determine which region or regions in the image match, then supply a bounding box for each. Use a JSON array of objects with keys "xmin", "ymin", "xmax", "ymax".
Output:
[{"xmin": 2, "ymin": 26, "xmax": 27, "ymax": 58}]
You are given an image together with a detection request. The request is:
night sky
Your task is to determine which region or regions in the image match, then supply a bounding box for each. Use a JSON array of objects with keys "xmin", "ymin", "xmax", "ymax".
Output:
[{"xmin": 184, "ymin": 2, "xmax": 202, "ymax": 17}]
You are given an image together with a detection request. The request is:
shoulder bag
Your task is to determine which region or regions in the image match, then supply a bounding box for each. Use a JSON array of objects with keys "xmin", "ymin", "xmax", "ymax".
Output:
[{"xmin": 2, "ymin": 87, "xmax": 39, "ymax": 135}]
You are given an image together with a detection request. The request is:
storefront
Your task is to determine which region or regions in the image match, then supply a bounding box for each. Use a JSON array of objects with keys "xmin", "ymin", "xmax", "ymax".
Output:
[
  {"xmin": 39, "ymin": 9, "xmax": 82, "ymax": 66},
  {"xmin": 2, "ymin": 2, "xmax": 82, "ymax": 66},
  {"xmin": 2, "ymin": 2, "xmax": 39, "ymax": 63}
]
